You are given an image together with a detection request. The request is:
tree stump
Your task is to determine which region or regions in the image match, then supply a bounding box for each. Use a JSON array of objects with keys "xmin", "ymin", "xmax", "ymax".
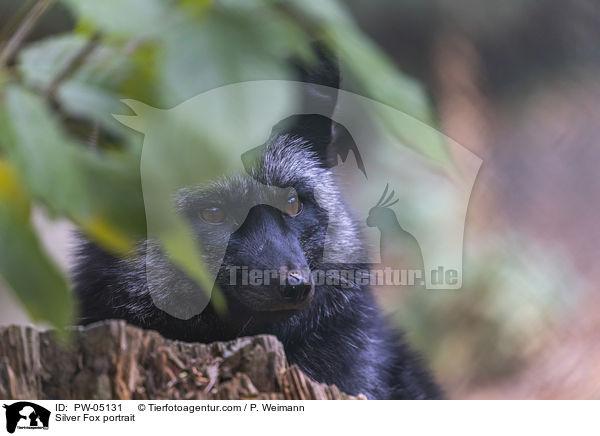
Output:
[{"xmin": 0, "ymin": 320, "xmax": 363, "ymax": 400}]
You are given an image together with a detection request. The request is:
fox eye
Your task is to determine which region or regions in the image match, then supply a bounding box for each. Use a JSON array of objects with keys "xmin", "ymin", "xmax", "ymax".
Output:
[
  {"xmin": 200, "ymin": 206, "xmax": 225, "ymax": 224},
  {"xmin": 283, "ymin": 195, "xmax": 302, "ymax": 216}
]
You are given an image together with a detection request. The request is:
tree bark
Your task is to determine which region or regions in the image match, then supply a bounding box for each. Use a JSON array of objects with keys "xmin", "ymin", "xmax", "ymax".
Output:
[{"xmin": 0, "ymin": 320, "xmax": 363, "ymax": 400}]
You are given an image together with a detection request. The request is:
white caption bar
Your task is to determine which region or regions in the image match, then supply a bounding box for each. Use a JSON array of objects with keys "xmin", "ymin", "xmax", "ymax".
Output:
[{"xmin": 0, "ymin": 400, "xmax": 596, "ymax": 436}]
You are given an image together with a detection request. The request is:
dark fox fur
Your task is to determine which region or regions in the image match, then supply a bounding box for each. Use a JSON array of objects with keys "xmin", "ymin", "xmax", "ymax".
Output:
[{"xmin": 73, "ymin": 48, "xmax": 442, "ymax": 400}]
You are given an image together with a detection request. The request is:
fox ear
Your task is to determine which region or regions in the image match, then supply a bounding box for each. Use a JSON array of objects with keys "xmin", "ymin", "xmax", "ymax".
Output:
[
  {"xmin": 294, "ymin": 43, "xmax": 340, "ymax": 118},
  {"xmin": 271, "ymin": 44, "xmax": 340, "ymax": 160},
  {"xmin": 242, "ymin": 44, "xmax": 342, "ymax": 174}
]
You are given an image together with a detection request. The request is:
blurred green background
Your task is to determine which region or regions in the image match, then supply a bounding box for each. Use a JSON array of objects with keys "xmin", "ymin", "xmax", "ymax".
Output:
[{"xmin": 1, "ymin": 0, "xmax": 599, "ymax": 398}]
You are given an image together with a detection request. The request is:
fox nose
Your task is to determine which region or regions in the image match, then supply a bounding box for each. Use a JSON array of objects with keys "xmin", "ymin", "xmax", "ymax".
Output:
[{"xmin": 280, "ymin": 270, "xmax": 313, "ymax": 304}]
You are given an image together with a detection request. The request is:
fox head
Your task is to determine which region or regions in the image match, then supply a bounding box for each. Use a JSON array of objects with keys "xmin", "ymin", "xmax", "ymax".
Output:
[{"xmin": 111, "ymin": 46, "xmax": 365, "ymax": 321}]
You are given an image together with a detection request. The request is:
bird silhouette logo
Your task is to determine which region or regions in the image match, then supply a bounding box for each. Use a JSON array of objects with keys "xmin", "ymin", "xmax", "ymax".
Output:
[{"xmin": 367, "ymin": 184, "xmax": 425, "ymax": 280}]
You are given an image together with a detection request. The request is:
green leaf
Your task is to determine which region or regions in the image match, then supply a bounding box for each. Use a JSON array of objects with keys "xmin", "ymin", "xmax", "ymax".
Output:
[
  {"xmin": 60, "ymin": 0, "xmax": 178, "ymax": 38},
  {"xmin": 2, "ymin": 85, "xmax": 221, "ymax": 310},
  {"xmin": 3, "ymin": 85, "xmax": 93, "ymax": 218},
  {"xmin": 2, "ymin": 85, "xmax": 145, "ymax": 253},
  {"xmin": 158, "ymin": 8, "xmax": 296, "ymax": 105},
  {"xmin": 0, "ymin": 160, "xmax": 74, "ymax": 329},
  {"xmin": 18, "ymin": 34, "xmax": 136, "ymax": 136},
  {"xmin": 18, "ymin": 34, "xmax": 132, "ymax": 91}
]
